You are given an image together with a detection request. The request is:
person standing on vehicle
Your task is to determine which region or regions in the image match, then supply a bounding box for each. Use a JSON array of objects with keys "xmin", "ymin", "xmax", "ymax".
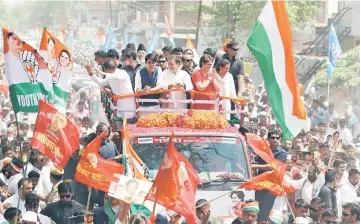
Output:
[
  {"xmin": 94, "ymin": 50, "xmax": 106, "ymax": 67},
  {"xmin": 251, "ymin": 130, "xmax": 287, "ymax": 222},
  {"xmin": 86, "ymin": 60, "xmax": 136, "ymax": 123},
  {"xmin": 157, "ymin": 55, "xmax": 193, "ymax": 110},
  {"xmin": 136, "ymin": 44, "xmax": 147, "ymax": 66},
  {"xmin": 135, "ymin": 53, "xmax": 163, "ymax": 115},
  {"xmin": 192, "ymin": 54, "xmax": 220, "ymax": 110},
  {"xmin": 121, "ymin": 51, "xmax": 142, "ymax": 91},
  {"xmin": 222, "ymin": 41, "xmax": 243, "ymax": 96},
  {"xmin": 215, "ymin": 59, "xmax": 237, "ymax": 120}
]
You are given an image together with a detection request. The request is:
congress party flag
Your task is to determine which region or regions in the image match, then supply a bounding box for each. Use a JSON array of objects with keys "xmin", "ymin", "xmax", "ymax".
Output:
[
  {"xmin": 146, "ymin": 133, "xmax": 199, "ymax": 224},
  {"xmin": 75, "ymin": 131, "xmax": 125, "ymax": 193},
  {"xmin": 327, "ymin": 23, "xmax": 342, "ymax": 77},
  {"xmin": 39, "ymin": 28, "xmax": 73, "ymax": 112},
  {"xmin": 30, "ymin": 99, "xmax": 79, "ymax": 169},
  {"xmin": 163, "ymin": 9, "xmax": 175, "ymax": 48},
  {"xmin": 2, "ymin": 28, "xmax": 50, "ymax": 112}
]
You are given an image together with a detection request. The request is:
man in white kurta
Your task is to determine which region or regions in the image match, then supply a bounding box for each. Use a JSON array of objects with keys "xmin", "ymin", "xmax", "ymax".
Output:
[
  {"xmin": 158, "ymin": 56, "xmax": 193, "ymax": 110},
  {"xmin": 90, "ymin": 61, "xmax": 136, "ymax": 119}
]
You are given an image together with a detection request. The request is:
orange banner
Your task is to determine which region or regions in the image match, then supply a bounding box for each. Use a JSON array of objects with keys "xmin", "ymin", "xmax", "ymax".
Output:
[
  {"xmin": 30, "ymin": 99, "xmax": 79, "ymax": 169},
  {"xmin": 75, "ymin": 132, "xmax": 125, "ymax": 192},
  {"xmin": 113, "ymin": 89, "xmax": 246, "ymax": 104}
]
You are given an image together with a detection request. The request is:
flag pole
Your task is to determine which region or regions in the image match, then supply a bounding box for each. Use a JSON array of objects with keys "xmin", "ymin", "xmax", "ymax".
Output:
[
  {"xmin": 85, "ymin": 186, "xmax": 93, "ymax": 215},
  {"xmin": 196, "ymin": 189, "xmax": 235, "ymax": 208},
  {"xmin": 327, "ymin": 76, "xmax": 330, "ymax": 103},
  {"xmin": 150, "ymin": 188, "xmax": 158, "ymax": 223},
  {"xmin": 282, "ymin": 187, "xmax": 295, "ymax": 220},
  {"xmin": 131, "ymin": 199, "xmax": 146, "ymax": 224}
]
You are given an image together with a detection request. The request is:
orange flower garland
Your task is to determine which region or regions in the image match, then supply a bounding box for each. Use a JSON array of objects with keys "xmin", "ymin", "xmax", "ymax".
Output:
[{"xmin": 136, "ymin": 110, "xmax": 229, "ymax": 129}]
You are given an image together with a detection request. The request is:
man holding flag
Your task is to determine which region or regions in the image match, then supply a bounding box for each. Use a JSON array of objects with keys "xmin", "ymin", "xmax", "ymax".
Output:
[{"xmin": 249, "ymin": 131, "xmax": 287, "ymax": 222}]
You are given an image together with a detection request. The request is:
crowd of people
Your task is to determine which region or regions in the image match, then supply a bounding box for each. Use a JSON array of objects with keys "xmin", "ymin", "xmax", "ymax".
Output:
[{"xmin": 0, "ymin": 38, "xmax": 360, "ymax": 224}]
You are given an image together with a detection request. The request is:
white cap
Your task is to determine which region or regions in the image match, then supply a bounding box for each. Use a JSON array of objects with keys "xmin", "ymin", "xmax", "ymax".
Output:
[
  {"xmin": 21, "ymin": 211, "xmax": 39, "ymax": 223},
  {"xmin": 294, "ymin": 217, "xmax": 309, "ymax": 224}
]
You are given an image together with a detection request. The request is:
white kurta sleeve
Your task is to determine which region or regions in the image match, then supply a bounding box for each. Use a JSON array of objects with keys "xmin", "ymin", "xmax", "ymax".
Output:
[
  {"xmin": 91, "ymin": 74, "xmax": 111, "ymax": 87},
  {"xmin": 183, "ymin": 72, "xmax": 193, "ymax": 91},
  {"xmin": 135, "ymin": 70, "xmax": 142, "ymax": 91}
]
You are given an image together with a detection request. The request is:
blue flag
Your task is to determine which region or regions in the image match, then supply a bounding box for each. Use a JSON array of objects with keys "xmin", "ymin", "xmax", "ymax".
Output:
[
  {"xmin": 327, "ymin": 23, "xmax": 342, "ymax": 77},
  {"xmin": 104, "ymin": 26, "xmax": 118, "ymax": 51},
  {"xmin": 147, "ymin": 27, "xmax": 159, "ymax": 53}
]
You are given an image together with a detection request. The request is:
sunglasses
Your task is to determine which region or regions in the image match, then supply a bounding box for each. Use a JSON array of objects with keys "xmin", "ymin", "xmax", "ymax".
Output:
[
  {"xmin": 231, "ymin": 48, "xmax": 239, "ymax": 51},
  {"xmin": 342, "ymin": 212, "xmax": 352, "ymax": 217},
  {"xmin": 158, "ymin": 60, "xmax": 167, "ymax": 63},
  {"xmin": 270, "ymin": 136, "xmax": 280, "ymax": 140},
  {"xmin": 60, "ymin": 194, "xmax": 72, "ymax": 199},
  {"xmin": 325, "ymin": 222, "xmax": 337, "ymax": 224},
  {"xmin": 183, "ymin": 59, "xmax": 192, "ymax": 62}
]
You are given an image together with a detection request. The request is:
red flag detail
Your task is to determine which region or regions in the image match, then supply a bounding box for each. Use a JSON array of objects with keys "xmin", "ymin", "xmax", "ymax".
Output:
[
  {"xmin": 146, "ymin": 133, "xmax": 200, "ymax": 224},
  {"xmin": 30, "ymin": 99, "xmax": 79, "ymax": 169},
  {"xmin": 240, "ymin": 171, "xmax": 295, "ymax": 196},
  {"xmin": 75, "ymin": 132, "xmax": 125, "ymax": 192}
]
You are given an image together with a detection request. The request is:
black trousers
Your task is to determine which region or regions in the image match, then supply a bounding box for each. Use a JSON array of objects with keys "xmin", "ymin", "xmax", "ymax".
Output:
[{"xmin": 255, "ymin": 189, "xmax": 277, "ymax": 222}]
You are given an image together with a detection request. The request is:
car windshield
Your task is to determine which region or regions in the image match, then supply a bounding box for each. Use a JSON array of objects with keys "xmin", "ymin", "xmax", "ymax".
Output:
[{"xmin": 131, "ymin": 136, "xmax": 249, "ymax": 183}]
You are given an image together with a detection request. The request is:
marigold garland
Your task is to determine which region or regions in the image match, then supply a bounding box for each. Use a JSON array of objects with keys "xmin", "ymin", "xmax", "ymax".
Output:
[{"xmin": 136, "ymin": 110, "xmax": 229, "ymax": 129}]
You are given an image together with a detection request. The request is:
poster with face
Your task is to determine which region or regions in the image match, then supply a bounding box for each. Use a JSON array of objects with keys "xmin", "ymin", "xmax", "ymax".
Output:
[
  {"xmin": 39, "ymin": 28, "xmax": 73, "ymax": 112},
  {"xmin": 2, "ymin": 28, "xmax": 50, "ymax": 112}
]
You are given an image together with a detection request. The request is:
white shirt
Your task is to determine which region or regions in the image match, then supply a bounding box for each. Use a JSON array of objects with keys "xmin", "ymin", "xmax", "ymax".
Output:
[
  {"xmin": 38, "ymin": 213, "xmax": 52, "ymax": 224},
  {"xmin": 340, "ymin": 180, "xmax": 360, "ymax": 205},
  {"xmin": 4, "ymin": 193, "xmax": 26, "ymax": 213},
  {"xmin": 25, "ymin": 163, "xmax": 52, "ymax": 198},
  {"xmin": 285, "ymin": 171, "xmax": 325, "ymax": 204},
  {"xmin": 92, "ymin": 69, "xmax": 136, "ymax": 118},
  {"xmin": 158, "ymin": 69, "xmax": 193, "ymax": 109},
  {"xmin": 135, "ymin": 67, "xmax": 163, "ymax": 91},
  {"xmin": 215, "ymin": 72, "xmax": 237, "ymax": 120},
  {"xmin": 8, "ymin": 173, "xmax": 23, "ymax": 196},
  {"xmin": 336, "ymin": 128, "xmax": 353, "ymax": 145}
]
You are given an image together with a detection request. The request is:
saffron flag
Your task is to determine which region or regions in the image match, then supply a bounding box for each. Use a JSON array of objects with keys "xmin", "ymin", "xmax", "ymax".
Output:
[
  {"xmin": 146, "ymin": 133, "xmax": 200, "ymax": 224},
  {"xmin": 30, "ymin": 99, "xmax": 79, "ymax": 169},
  {"xmin": 327, "ymin": 23, "xmax": 342, "ymax": 77},
  {"xmin": 75, "ymin": 131, "xmax": 125, "ymax": 192},
  {"xmin": 163, "ymin": 9, "xmax": 175, "ymax": 48},
  {"xmin": 2, "ymin": 28, "xmax": 50, "ymax": 112},
  {"xmin": 243, "ymin": 133, "xmax": 295, "ymax": 195},
  {"xmin": 246, "ymin": 0, "xmax": 307, "ymax": 140},
  {"xmin": 240, "ymin": 170, "xmax": 294, "ymax": 196},
  {"xmin": 245, "ymin": 133, "xmax": 285, "ymax": 182},
  {"xmin": 39, "ymin": 28, "xmax": 73, "ymax": 112},
  {"xmin": 122, "ymin": 117, "xmax": 148, "ymax": 181}
]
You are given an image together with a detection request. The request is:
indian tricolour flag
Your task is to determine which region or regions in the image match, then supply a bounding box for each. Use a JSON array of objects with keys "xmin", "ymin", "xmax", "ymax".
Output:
[{"xmin": 247, "ymin": 0, "xmax": 308, "ymax": 139}]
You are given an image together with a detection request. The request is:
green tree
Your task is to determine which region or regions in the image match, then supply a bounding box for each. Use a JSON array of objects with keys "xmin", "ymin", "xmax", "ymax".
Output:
[
  {"xmin": 182, "ymin": 0, "xmax": 318, "ymax": 40},
  {"xmin": 313, "ymin": 46, "xmax": 360, "ymax": 90}
]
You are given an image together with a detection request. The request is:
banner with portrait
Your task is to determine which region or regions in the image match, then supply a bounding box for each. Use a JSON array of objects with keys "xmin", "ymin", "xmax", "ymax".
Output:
[
  {"xmin": 75, "ymin": 132, "xmax": 125, "ymax": 193},
  {"xmin": 39, "ymin": 28, "xmax": 73, "ymax": 112},
  {"xmin": 30, "ymin": 99, "xmax": 80, "ymax": 169},
  {"xmin": 2, "ymin": 28, "xmax": 50, "ymax": 112}
]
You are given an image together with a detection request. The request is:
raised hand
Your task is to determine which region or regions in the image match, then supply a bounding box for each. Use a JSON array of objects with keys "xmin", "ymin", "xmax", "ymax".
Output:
[{"xmin": 19, "ymin": 50, "xmax": 39, "ymax": 84}]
